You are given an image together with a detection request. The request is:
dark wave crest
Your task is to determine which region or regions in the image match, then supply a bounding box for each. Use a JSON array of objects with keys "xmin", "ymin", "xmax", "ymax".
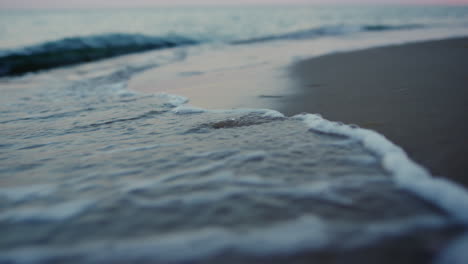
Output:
[
  {"xmin": 232, "ymin": 24, "xmax": 423, "ymax": 45},
  {"xmin": 0, "ymin": 24, "xmax": 423, "ymax": 77},
  {"xmin": 0, "ymin": 33, "xmax": 198, "ymax": 77},
  {"xmin": 362, "ymin": 24, "xmax": 422, "ymax": 31}
]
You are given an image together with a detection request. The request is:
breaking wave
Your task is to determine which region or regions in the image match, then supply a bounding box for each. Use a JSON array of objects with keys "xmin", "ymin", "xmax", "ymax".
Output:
[
  {"xmin": 0, "ymin": 23, "xmax": 424, "ymax": 77},
  {"xmin": 0, "ymin": 33, "xmax": 199, "ymax": 77},
  {"xmin": 231, "ymin": 24, "xmax": 424, "ymax": 44}
]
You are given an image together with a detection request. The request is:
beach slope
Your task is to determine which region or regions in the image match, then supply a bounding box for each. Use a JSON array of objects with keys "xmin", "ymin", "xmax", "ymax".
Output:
[{"xmin": 281, "ymin": 37, "xmax": 468, "ymax": 186}]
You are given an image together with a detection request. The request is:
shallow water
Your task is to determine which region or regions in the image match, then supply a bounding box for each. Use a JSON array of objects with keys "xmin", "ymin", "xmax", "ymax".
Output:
[
  {"xmin": 1, "ymin": 5, "xmax": 468, "ymax": 264},
  {"xmin": 0, "ymin": 56, "xmax": 467, "ymax": 263}
]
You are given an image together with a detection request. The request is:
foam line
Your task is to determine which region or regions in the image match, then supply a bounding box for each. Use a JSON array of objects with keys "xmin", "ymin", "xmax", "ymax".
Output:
[{"xmin": 294, "ymin": 113, "xmax": 468, "ymax": 224}]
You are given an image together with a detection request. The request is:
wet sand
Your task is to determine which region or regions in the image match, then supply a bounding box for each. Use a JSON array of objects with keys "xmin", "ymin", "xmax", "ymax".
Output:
[
  {"xmin": 129, "ymin": 37, "xmax": 468, "ymax": 187},
  {"xmin": 280, "ymin": 37, "xmax": 468, "ymax": 187}
]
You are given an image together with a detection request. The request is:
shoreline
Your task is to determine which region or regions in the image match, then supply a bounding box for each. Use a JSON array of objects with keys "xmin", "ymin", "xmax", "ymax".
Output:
[
  {"xmin": 129, "ymin": 36, "xmax": 468, "ymax": 187},
  {"xmin": 280, "ymin": 37, "xmax": 468, "ymax": 187}
]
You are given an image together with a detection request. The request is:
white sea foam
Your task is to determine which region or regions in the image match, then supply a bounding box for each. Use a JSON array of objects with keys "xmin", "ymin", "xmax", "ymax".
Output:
[
  {"xmin": 171, "ymin": 106, "xmax": 287, "ymax": 118},
  {"xmin": 0, "ymin": 199, "xmax": 94, "ymax": 222},
  {"xmin": 346, "ymin": 215, "xmax": 448, "ymax": 248},
  {"xmin": 110, "ymin": 83, "xmax": 129, "ymax": 94},
  {"xmin": 171, "ymin": 104, "xmax": 206, "ymax": 114},
  {"xmin": 258, "ymin": 109, "xmax": 285, "ymax": 118},
  {"xmin": 294, "ymin": 113, "xmax": 468, "ymax": 223},
  {"xmin": 126, "ymin": 174, "xmax": 364, "ymax": 209},
  {"xmin": 221, "ymin": 108, "xmax": 285, "ymax": 118},
  {"xmin": 0, "ymin": 213, "xmax": 450, "ymax": 264},
  {"xmin": 0, "ymin": 215, "xmax": 327, "ymax": 264},
  {"xmin": 156, "ymin": 93, "xmax": 189, "ymax": 107},
  {"xmin": 0, "ymin": 184, "xmax": 56, "ymax": 202}
]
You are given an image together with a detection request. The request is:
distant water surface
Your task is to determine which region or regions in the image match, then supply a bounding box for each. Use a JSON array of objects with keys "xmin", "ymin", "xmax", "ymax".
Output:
[
  {"xmin": 1, "ymin": 6, "xmax": 468, "ymax": 75},
  {"xmin": 2, "ymin": 6, "xmax": 468, "ymax": 49}
]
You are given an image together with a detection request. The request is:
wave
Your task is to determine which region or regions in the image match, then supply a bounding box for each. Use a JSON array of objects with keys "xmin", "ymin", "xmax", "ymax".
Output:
[
  {"xmin": 231, "ymin": 24, "xmax": 424, "ymax": 45},
  {"xmin": 362, "ymin": 24, "xmax": 422, "ymax": 31},
  {"xmin": 0, "ymin": 24, "xmax": 423, "ymax": 77},
  {"xmin": 0, "ymin": 33, "xmax": 199, "ymax": 77}
]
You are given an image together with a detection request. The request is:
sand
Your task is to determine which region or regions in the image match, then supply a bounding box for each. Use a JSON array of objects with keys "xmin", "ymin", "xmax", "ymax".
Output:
[
  {"xmin": 129, "ymin": 37, "xmax": 468, "ymax": 187},
  {"xmin": 280, "ymin": 37, "xmax": 468, "ymax": 187}
]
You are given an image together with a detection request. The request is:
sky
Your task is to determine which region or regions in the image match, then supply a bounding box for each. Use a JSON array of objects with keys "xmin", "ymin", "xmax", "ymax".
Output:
[{"xmin": 1, "ymin": 0, "xmax": 467, "ymax": 9}]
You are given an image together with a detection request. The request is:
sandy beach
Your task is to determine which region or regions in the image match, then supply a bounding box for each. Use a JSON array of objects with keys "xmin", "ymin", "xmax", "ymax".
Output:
[
  {"xmin": 280, "ymin": 37, "xmax": 468, "ymax": 187},
  {"xmin": 130, "ymin": 37, "xmax": 468, "ymax": 187}
]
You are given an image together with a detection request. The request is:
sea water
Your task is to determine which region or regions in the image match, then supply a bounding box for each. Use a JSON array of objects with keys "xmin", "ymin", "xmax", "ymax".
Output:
[{"xmin": 1, "ymin": 5, "xmax": 468, "ymax": 264}]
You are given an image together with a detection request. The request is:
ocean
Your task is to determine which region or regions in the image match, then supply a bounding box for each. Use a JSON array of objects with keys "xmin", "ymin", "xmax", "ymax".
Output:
[{"xmin": 1, "ymin": 5, "xmax": 468, "ymax": 264}]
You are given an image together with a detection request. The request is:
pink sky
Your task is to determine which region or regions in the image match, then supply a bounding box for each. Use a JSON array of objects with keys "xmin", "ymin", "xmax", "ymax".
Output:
[{"xmin": 1, "ymin": 0, "xmax": 467, "ymax": 9}]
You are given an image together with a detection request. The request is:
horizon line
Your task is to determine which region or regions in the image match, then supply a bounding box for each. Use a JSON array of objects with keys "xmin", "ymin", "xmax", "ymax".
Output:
[{"xmin": 1, "ymin": 2, "xmax": 468, "ymax": 10}]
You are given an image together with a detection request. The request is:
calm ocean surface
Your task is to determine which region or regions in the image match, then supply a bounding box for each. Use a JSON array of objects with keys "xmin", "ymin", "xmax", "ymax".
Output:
[{"xmin": 1, "ymin": 5, "xmax": 468, "ymax": 263}]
